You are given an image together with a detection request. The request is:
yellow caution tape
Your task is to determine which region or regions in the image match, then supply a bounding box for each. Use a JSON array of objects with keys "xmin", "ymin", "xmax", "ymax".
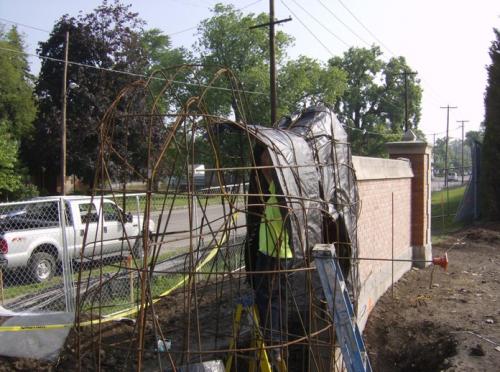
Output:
[{"xmin": 0, "ymin": 213, "xmax": 237, "ymax": 332}]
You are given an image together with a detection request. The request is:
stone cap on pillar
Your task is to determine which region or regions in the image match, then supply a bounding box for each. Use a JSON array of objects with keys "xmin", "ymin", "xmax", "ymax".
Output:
[{"xmin": 386, "ymin": 140, "xmax": 432, "ymax": 156}]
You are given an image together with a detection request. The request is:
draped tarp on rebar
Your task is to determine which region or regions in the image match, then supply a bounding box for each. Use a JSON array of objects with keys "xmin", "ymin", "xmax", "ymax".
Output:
[{"xmin": 246, "ymin": 106, "xmax": 360, "ymax": 297}]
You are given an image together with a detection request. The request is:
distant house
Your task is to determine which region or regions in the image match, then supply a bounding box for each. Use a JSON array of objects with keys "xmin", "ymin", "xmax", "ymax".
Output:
[{"xmin": 189, "ymin": 164, "xmax": 206, "ymax": 188}]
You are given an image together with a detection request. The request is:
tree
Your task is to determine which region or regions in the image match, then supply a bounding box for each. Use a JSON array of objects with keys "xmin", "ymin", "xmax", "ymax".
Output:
[
  {"xmin": 329, "ymin": 46, "xmax": 422, "ymax": 156},
  {"xmin": 465, "ymin": 130, "xmax": 483, "ymax": 148},
  {"xmin": 195, "ymin": 3, "xmax": 293, "ymax": 124},
  {"xmin": 481, "ymin": 28, "xmax": 500, "ymax": 220},
  {"xmin": 23, "ymin": 1, "xmax": 172, "ymax": 192},
  {"xmin": 0, "ymin": 124, "xmax": 22, "ymax": 195},
  {"xmin": 279, "ymin": 56, "xmax": 347, "ymax": 114},
  {"xmin": 0, "ymin": 26, "xmax": 36, "ymax": 139},
  {"xmin": 0, "ymin": 25, "xmax": 37, "ymax": 199},
  {"xmin": 380, "ymin": 56, "xmax": 422, "ymax": 131},
  {"xmin": 141, "ymin": 28, "xmax": 188, "ymax": 71}
]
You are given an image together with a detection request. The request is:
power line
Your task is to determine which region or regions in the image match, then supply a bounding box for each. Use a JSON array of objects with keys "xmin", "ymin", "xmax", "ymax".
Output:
[
  {"xmin": 0, "ymin": 36, "xmax": 410, "ymax": 140},
  {"xmin": 279, "ymin": 0, "xmax": 337, "ymax": 57},
  {"xmin": 239, "ymin": 0, "xmax": 265, "ymax": 11},
  {"xmin": 315, "ymin": 0, "xmax": 371, "ymax": 47},
  {"xmin": 0, "ymin": 45, "xmax": 270, "ymax": 97},
  {"xmin": 291, "ymin": 0, "xmax": 445, "ymax": 109},
  {"xmin": 334, "ymin": 0, "xmax": 446, "ymax": 105},
  {"xmin": 343, "ymin": 125, "xmax": 404, "ymax": 139},
  {"xmin": 424, "ymin": 131, "xmax": 446, "ymax": 137},
  {"xmin": 168, "ymin": 0, "xmax": 264, "ymax": 36},
  {"xmin": 168, "ymin": 25, "xmax": 199, "ymax": 37},
  {"xmin": 336, "ymin": 0, "xmax": 396, "ymax": 57},
  {"xmin": 0, "ymin": 17, "xmax": 50, "ymax": 33},
  {"xmin": 0, "ymin": 0, "xmax": 264, "ymax": 40},
  {"xmin": 288, "ymin": 0, "xmax": 349, "ymax": 48}
]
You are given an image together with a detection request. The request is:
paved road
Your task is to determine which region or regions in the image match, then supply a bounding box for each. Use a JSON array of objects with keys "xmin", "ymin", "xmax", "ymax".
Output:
[
  {"xmin": 149, "ymin": 203, "xmax": 247, "ymax": 252},
  {"xmin": 431, "ymin": 176, "xmax": 469, "ymax": 192}
]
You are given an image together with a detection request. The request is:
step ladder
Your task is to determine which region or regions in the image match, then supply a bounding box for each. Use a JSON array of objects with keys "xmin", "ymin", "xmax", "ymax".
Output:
[
  {"xmin": 225, "ymin": 295, "xmax": 287, "ymax": 372},
  {"xmin": 312, "ymin": 244, "xmax": 372, "ymax": 372}
]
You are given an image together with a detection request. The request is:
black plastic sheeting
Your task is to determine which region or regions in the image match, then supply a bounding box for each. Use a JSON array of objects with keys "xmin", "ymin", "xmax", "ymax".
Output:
[{"xmin": 246, "ymin": 105, "xmax": 360, "ymax": 297}]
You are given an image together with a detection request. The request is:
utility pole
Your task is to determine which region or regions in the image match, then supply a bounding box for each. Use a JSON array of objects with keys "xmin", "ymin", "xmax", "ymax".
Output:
[
  {"xmin": 457, "ymin": 120, "xmax": 469, "ymax": 185},
  {"xmin": 440, "ymin": 105, "xmax": 457, "ymax": 218},
  {"xmin": 398, "ymin": 70, "xmax": 417, "ymax": 132},
  {"xmin": 250, "ymin": 0, "xmax": 291, "ymax": 125},
  {"xmin": 269, "ymin": 0, "xmax": 276, "ymax": 125},
  {"xmin": 61, "ymin": 31, "xmax": 69, "ymax": 196}
]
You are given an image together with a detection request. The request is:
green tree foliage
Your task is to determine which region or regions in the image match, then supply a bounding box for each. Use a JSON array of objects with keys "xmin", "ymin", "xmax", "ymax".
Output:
[
  {"xmin": 195, "ymin": 3, "xmax": 293, "ymax": 124},
  {"xmin": 0, "ymin": 25, "xmax": 37, "ymax": 199},
  {"xmin": 0, "ymin": 26, "xmax": 36, "ymax": 138},
  {"xmin": 432, "ymin": 131, "xmax": 478, "ymax": 175},
  {"xmin": 465, "ymin": 130, "xmax": 483, "ymax": 148},
  {"xmin": 141, "ymin": 28, "xmax": 187, "ymax": 69},
  {"xmin": 23, "ymin": 1, "xmax": 182, "ymax": 192},
  {"xmin": 481, "ymin": 28, "xmax": 500, "ymax": 220},
  {"xmin": 0, "ymin": 124, "xmax": 22, "ymax": 194},
  {"xmin": 329, "ymin": 46, "xmax": 422, "ymax": 156},
  {"xmin": 140, "ymin": 28, "xmax": 190, "ymax": 112},
  {"xmin": 279, "ymin": 56, "xmax": 347, "ymax": 114}
]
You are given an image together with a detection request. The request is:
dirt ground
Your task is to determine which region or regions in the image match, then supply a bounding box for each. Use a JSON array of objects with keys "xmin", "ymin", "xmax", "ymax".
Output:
[
  {"xmin": 2, "ymin": 224, "xmax": 499, "ymax": 371},
  {"xmin": 364, "ymin": 223, "xmax": 500, "ymax": 372}
]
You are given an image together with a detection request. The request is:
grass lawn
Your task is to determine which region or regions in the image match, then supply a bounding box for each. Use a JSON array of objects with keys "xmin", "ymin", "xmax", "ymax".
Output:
[
  {"xmin": 113, "ymin": 193, "xmax": 236, "ymax": 213},
  {"xmin": 431, "ymin": 185, "xmax": 466, "ymax": 241},
  {"xmin": 0, "ymin": 248, "xmax": 183, "ymax": 305}
]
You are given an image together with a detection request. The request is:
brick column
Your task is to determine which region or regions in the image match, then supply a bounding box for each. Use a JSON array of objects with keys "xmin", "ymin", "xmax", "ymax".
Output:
[{"xmin": 386, "ymin": 140, "xmax": 432, "ymax": 268}]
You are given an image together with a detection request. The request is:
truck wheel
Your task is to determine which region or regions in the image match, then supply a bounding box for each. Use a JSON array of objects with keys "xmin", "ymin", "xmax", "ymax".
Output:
[
  {"xmin": 132, "ymin": 232, "xmax": 152, "ymax": 260},
  {"xmin": 30, "ymin": 252, "xmax": 56, "ymax": 283}
]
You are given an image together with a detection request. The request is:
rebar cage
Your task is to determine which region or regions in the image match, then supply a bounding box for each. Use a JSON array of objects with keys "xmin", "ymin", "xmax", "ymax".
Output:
[{"xmin": 0, "ymin": 66, "xmax": 361, "ymax": 371}]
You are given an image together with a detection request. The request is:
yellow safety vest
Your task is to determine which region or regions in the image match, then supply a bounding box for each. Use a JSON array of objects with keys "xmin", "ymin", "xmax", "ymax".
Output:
[{"xmin": 258, "ymin": 181, "xmax": 293, "ymax": 258}]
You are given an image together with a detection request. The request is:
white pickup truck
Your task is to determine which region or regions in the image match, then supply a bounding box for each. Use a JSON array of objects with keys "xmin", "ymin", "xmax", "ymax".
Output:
[{"xmin": 0, "ymin": 196, "xmax": 154, "ymax": 282}]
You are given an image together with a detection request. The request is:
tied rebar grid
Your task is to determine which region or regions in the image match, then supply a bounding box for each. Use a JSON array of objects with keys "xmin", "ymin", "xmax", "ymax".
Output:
[{"xmin": 69, "ymin": 65, "xmax": 360, "ymax": 372}]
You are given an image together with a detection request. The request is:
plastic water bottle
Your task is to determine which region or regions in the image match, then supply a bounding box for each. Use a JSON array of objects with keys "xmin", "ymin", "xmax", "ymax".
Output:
[{"xmin": 157, "ymin": 338, "xmax": 171, "ymax": 352}]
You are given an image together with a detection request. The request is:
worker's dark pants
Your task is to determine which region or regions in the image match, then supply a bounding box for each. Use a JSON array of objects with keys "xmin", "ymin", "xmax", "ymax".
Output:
[{"xmin": 254, "ymin": 251, "xmax": 293, "ymax": 345}]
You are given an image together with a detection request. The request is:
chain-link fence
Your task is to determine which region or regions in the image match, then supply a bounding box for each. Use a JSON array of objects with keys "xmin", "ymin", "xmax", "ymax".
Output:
[
  {"xmin": 76, "ymin": 188, "xmax": 246, "ymax": 321},
  {"xmin": 0, "ymin": 198, "xmax": 75, "ymax": 313},
  {"xmin": 431, "ymin": 165, "xmax": 471, "ymax": 234},
  {"xmin": 0, "ymin": 188, "xmax": 246, "ymax": 319}
]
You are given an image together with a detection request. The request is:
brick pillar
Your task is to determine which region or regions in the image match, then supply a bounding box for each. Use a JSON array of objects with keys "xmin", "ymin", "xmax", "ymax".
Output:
[{"xmin": 386, "ymin": 139, "xmax": 432, "ymax": 268}]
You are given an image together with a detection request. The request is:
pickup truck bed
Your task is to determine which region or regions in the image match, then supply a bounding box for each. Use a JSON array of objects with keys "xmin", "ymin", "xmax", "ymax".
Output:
[{"xmin": 0, "ymin": 196, "xmax": 153, "ymax": 283}]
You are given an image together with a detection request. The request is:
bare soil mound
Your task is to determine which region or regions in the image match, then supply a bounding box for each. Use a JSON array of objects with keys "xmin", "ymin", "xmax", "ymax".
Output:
[{"xmin": 364, "ymin": 223, "xmax": 500, "ymax": 371}]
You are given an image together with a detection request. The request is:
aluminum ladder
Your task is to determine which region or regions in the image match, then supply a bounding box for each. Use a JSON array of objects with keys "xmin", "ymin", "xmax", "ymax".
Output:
[{"xmin": 312, "ymin": 244, "xmax": 372, "ymax": 372}]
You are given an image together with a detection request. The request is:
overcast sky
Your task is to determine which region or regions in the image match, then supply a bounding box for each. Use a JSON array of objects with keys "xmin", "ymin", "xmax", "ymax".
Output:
[{"xmin": 1, "ymin": 0, "xmax": 499, "ymax": 141}]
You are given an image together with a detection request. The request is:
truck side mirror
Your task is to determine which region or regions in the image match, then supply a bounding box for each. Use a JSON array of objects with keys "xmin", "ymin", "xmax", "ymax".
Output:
[{"xmin": 126, "ymin": 212, "xmax": 133, "ymax": 223}]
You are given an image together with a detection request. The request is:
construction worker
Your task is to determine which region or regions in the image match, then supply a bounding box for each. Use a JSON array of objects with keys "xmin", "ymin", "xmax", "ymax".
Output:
[{"xmin": 246, "ymin": 146, "xmax": 293, "ymax": 365}]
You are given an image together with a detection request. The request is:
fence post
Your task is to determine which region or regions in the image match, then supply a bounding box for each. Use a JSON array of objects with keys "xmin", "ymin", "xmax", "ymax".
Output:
[
  {"xmin": 136, "ymin": 195, "xmax": 142, "ymax": 235},
  {"xmin": 127, "ymin": 255, "xmax": 134, "ymax": 305},
  {"xmin": 59, "ymin": 197, "xmax": 75, "ymax": 312}
]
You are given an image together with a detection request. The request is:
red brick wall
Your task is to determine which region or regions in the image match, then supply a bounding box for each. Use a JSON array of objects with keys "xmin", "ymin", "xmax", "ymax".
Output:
[
  {"xmin": 357, "ymin": 178, "xmax": 412, "ymax": 278},
  {"xmin": 389, "ymin": 153, "xmax": 430, "ymax": 246},
  {"xmin": 353, "ymin": 160, "xmax": 413, "ymax": 329}
]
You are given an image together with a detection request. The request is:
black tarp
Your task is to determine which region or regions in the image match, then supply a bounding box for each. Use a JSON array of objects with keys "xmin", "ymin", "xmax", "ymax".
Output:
[{"xmin": 245, "ymin": 106, "xmax": 360, "ymax": 297}]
